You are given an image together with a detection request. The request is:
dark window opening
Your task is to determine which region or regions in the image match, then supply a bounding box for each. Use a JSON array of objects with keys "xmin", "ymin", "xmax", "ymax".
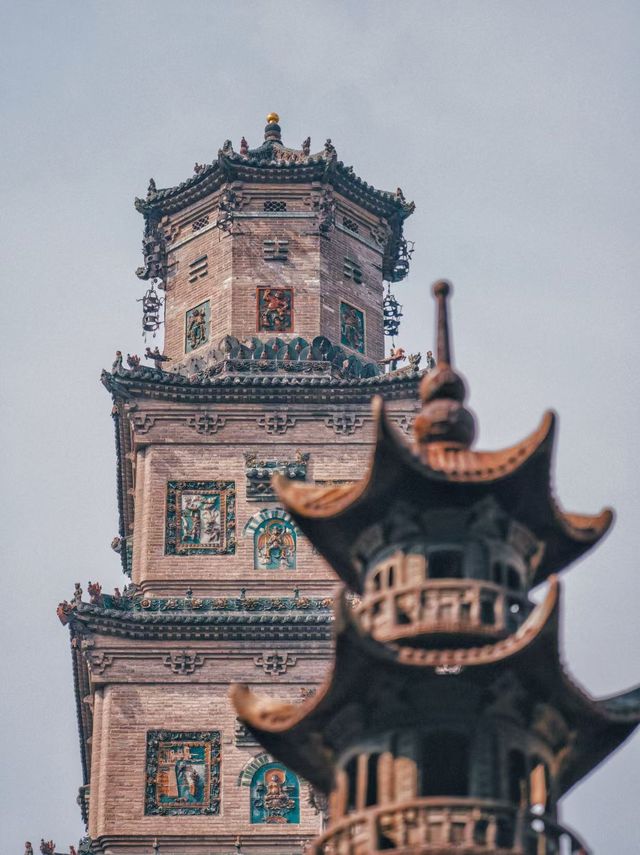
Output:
[
  {"xmin": 420, "ymin": 731, "xmax": 469, "ymax": 796},
  {"xmin": 480, "ymin": 599, "xmax": 496, "ymax": 625},
  {"xmin": 506, "ymin": 567, "xmax": 521, "ymax": 590},
  {"xmin": 365, "ymin": 754, "xmax": 380, "ymax": 807},
  {"xmin": 508, "ymin": 750, "xmax": 528, "ymax": 806},
  {"xmin": 264, "ymin": 200, "xmax": 287, "ymax": 212},
  {"xmin": 345, "ymin": 756, "xmax": 358, "ymax": 812},
  {"xmin": 396, "ymin": 605, "xmax": 412, "ymax": 625},
  {"xmin": 191, "ymin": 214, "xmax": 210, "ymax": 232},
  {"xmin": 428, "ymin": 551, "xmax": 464, "ymax": 579}
]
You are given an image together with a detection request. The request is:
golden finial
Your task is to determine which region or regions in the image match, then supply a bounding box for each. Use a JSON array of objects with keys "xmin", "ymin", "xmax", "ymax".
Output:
[{"xmin": 266, "ymin": 112, "xmax": 280, "ymax": 124}]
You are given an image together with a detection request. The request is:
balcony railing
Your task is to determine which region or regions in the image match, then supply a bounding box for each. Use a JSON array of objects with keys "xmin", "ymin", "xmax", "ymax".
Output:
[
  {"xmin": 312, "ymin": 798, "xmax": 589, "ymax": 855},
  {"xmin": 354, "ymin": 579, "xmax": 530, "ymax": 645}
]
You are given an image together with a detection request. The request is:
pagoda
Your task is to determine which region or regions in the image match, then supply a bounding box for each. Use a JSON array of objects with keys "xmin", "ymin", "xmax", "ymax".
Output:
[
  {"xmin": 55, "ymin": 115, "xmax": 422, "ymax": 855},
  {"xmin": 233, "ymin": 281, "xmax": 640, "ymax": 854}
]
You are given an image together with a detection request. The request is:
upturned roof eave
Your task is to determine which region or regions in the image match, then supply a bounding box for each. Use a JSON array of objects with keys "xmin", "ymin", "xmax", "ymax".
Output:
[
  {"xmin": 274, "ymin": 401, "xmax": 613, "ymax": 589},
  {"xmin": 232, "ymin": 581, "xmax": 640, "ymax": 794},
  {"xmin": 135, "ymin": 155, "xmax": 414, "ymax": 223},
  {"xmin": 100, "ymin": 367, "xmax": 425, "ymax": 403}
]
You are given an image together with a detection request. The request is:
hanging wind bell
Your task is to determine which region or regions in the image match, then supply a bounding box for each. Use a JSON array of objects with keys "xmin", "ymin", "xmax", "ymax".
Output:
[
  {"xmin": 137, "ymin": 284, "xmax": 164, "ymax": 338},
  {"xmin": 383, "ymin": 283, "xmax": 403, "ymax": 341}
]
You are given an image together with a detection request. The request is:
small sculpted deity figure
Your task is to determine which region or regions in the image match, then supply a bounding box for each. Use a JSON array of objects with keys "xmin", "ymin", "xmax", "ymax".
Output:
[
  {"xmin": 186, "ymin": 306, "xmax": 208, "ymax": 351},
  {"xmin": 425, "ymin": 349, "xmax": 436, "ymax": 371},
  {"xmin": 340, "ymin": 302, "xmax": 365, "ymax": 353},
  {"xmin": 258, "ymin": 288, "xmax": 292, "ymax": 333},
  {"xmin": 256, "ymin": 520, "xmax": 296, "ymax": 570},
  {"xmin": 251, "ymin": 764, "xmax": 299, "ymax": 824}
]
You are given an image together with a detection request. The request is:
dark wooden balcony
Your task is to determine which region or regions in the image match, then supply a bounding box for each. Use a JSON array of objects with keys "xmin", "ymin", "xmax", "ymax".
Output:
[
  {"xmin": 312, "ymin": 797, "xmax": 589, "ymax": 854},
  {"xmin": 354, "ymin": 580, "xmax": 531, "ymax": 646}
]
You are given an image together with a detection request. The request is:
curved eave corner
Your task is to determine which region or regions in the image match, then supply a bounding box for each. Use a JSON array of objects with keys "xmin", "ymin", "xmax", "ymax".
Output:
[{"xmin": 275, "ymin": 399, "xmax": 613, "ymax": 589}]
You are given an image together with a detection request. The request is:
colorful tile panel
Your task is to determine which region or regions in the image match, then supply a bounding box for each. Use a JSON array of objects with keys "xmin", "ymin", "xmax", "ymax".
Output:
[
  {"xmin": 145, "ymin": 730, "xmax": 221, "ymax": 816},
  {"xmin": 250, "ymin": 762, "xmax": 300, "ymax": 824},
  {"xmin": 165, "ymin": 480, "xmax": 236, "ymax": 555}
]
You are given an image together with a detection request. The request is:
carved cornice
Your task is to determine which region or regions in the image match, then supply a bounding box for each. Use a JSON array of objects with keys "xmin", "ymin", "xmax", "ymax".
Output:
[{"xmin": 125, "ymin": 406, "xmax": 414, "ymax": 439}]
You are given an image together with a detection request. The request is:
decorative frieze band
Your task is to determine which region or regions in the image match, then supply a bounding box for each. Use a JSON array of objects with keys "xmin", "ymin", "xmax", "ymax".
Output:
[
  {"xmin": 128, "ymin": 408, "xmax": 414, "ymax": 437},
  {"xmin": 81, "ymin": 647, "xmax": 317, "ymax": 678}
]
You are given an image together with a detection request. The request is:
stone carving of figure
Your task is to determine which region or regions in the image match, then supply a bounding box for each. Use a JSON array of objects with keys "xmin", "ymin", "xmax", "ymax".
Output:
[
  {"xmin": 87, "ymin": 581, "xmax": 102, "ymax": 604},
  {"xmin": 112, "ymin": 351, "xmax": 123, "ymax": 372},
  {"xmin": 389, "ymin": 346, "xmax": 406, "ymax": 371},
  {"xmin": 186, "ymin": 307, "xmax": 207, "ymax": 350},
  {"xmin": 260, "ymin": 289, "xmax": 290, "ymax": 332},
  {"xmin": 257, "ymin": 521, "xmax": 295, "ymax": 568},
  {"xmin": 240, "ymin": 136, "xmax": 249, "ymax": 155},
  {"xmin": 145, "ymin": 346, "xmax": 170, "ymax": 371},
  {"xmin": 301, "ymin": 136, "xmax": 311, "ymax": 156},
  {"xmin": 262, "ymin": 769, "xmax": 295, "ymax": 820},
  {"xmin": 424, "ymin": 350, "xmax": 436, "ymax": 372},
  {"xmin": 341, "ymin": 304, "xmax": 364, "ymax": 352},
  {"xmin": 24, "ymin": 843, "xmax": 34, "ymax": 855},
  {"xmin": 126, "ymin": 353, "xmax": 140, "ymax": 369}
]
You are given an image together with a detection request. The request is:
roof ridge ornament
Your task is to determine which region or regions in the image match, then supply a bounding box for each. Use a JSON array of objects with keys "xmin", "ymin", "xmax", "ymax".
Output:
[
  {"xmin": 413, "ymin": 280, "xmax": 476, "ymax": 451},
  {"xmin": 264, "ymin": 112, "xmax": 282, "ymax": 143}
]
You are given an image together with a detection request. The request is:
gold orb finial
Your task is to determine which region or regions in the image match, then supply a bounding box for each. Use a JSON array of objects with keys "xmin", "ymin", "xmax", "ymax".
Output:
[{"xmin": 266, "ymin": 112, "xmax": 280, "ymax": 124}]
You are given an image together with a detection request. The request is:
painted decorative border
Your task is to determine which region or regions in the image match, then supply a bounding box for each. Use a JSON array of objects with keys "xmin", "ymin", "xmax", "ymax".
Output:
[
  {"xmin": 145, "ymin": 729, "xmax": 221, "ymax": 816},
  {"xmin": 165, "ymin": 480, "xmax": 236, "ymax": 555}
]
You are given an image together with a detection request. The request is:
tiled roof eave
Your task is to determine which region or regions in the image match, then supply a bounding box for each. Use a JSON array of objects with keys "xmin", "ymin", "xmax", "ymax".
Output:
[{"xmin": 137, "ymin": 158, "xmax": 412, "ymax": 222}]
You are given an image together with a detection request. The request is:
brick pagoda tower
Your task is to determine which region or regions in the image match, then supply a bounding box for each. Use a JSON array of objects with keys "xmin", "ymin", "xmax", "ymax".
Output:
[
  {"xmin": 234, "ymin": 282, "xmax": 640, "ymax": 854},
  {"xmin": 57, "ymin": 114, "xmax": 420, "ymax": 855}
]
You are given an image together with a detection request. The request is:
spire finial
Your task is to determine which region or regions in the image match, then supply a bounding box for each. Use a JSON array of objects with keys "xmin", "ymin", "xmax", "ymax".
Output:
[
  {"xmin": 264, "ymin": 112, "xmax": 282, "ymax": 143},
  {"xmin": 433, "ymin": 279, "xmax": 452, "ymax": 366},
  {"xmin": 412, "ymin": 280, "xmax": 476, "ymax": 451}
]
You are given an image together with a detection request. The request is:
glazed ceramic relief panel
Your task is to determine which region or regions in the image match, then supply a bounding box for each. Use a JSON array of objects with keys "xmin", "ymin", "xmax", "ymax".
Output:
[
  {"xmin": 244, "ymin": 509, "xmax": 298, "ymax": 570},
  {"xmin": 257, "ymin": 287, "xmax": 293, "ymax": 333},
  {"xmin": 251, "ymin": 763, "xmax": 300, "ymax": 824},
  {"xmin": 165, "ymin": 481, "xmax": 236, "ymax": 555},
  {"xmin": 185, "ymin": 300, "xmax": 210, "ymax": 352},
  {"xmin": 340, "ymin": 301, "xmax": 365, "ymax": 353},
  {"xmin": 145, "ymin": 730, "xmax": 221, "ymax": 816}
]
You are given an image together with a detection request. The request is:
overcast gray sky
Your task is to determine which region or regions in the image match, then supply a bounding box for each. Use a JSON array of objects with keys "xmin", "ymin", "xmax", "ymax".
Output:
[{"xmin": 1, "ymin": 1, "xmax": 638, "ymax": 852}]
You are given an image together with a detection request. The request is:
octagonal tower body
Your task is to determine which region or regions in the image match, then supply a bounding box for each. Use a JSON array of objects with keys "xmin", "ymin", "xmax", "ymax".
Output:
[
  {"xmin": 56, "ymin": 115, "xmax": 422, "ymax": 855},
  {"xmin": 136, "ymin": 116, "xmax": 413, "ymax": 369}
]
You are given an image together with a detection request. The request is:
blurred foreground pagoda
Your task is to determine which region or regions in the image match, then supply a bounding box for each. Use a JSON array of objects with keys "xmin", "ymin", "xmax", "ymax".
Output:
[{"xmin": 233, "ymin": 281, "xmax": 640, "ymax": 854}]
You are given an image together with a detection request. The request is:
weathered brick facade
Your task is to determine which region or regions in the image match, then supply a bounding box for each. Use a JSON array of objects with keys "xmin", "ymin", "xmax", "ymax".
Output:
[{"xmin": 60, "ymin": 116, "xmax": 421, "ymax": 854}]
